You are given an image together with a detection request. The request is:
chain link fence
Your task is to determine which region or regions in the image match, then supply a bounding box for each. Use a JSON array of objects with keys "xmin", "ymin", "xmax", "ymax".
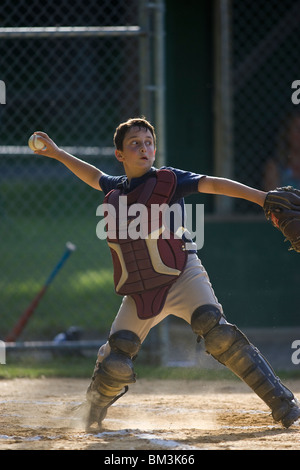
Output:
[
  {"xmin": 0, "ymin": 0, "xmax": 165, "ymax": 343},
  {"xmin": 215, "ymin": 0, "xmax": 300, "ymax": 213},
  {"xmin": 2, "ymin": 0, "xmax": 300, "ymax": 345}
]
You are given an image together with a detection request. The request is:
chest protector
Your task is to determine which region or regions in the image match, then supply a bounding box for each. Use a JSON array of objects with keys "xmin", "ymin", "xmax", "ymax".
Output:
[{"xmin": 104, "ymin": 169, "xmax": 187, "ymax": 319}]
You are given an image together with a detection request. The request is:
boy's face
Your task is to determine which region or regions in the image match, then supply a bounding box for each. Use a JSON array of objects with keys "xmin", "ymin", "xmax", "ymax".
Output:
[{"xmin": 115, "ymin": 126, "xmax": 156, "ymax": 179}]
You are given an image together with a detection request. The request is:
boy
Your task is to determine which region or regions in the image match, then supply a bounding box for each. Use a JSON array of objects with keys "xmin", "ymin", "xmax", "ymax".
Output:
[{"xmin": 32, "ymin": 118, "xmax": 300, "ymax": 432}]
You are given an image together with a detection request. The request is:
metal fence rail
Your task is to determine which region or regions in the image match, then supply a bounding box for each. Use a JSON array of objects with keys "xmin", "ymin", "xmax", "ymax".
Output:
[{"xmin": 0, "ymin": 26, "xmax": 143, "ymax": 38}]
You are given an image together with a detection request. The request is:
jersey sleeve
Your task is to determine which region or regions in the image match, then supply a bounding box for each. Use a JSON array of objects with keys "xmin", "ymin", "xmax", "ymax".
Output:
[
  {"xmin": 163, "ymin": 166, "xmax": 205, "ymax": 201},
  {"xmin": 99, "ymin": 173, "xmax": 126, "ymax": 194}
]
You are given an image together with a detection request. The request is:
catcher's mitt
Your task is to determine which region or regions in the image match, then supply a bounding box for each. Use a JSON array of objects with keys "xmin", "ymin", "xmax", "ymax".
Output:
[{"xmin": 263, "ymin": 186, "xmax": 300, "ymax": 252}]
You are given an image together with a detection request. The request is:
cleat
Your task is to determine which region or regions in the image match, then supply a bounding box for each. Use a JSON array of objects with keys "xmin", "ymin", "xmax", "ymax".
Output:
[
  {"xmin": 85, "ymin": 386, "xmax": 129, "ymax": 433},
  {"xmin": 85, "ymin": 403, "xmax": 108, "ymax": 433},
  {"xmin": 279, "ymin": 400, "xmax": 300, "ymax": 428}
]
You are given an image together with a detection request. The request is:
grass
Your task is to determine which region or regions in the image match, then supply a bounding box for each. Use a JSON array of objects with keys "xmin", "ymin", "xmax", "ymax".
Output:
[
  {"xmin": 0, "ymin": 356, "xmax": 93, "ymax": 379},
  {"xmin": 2, "ymin": 354, "xmax": 300, "ymax": 381},
  {"xmin": 0, "ymin": 356, "xmax": 236, "ymax": 381}
]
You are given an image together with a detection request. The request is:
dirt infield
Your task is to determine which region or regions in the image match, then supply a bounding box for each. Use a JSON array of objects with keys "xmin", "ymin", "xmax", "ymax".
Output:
[{"xmin": 0, "ymin": 377, "xmax": 299, "ymax": 451}]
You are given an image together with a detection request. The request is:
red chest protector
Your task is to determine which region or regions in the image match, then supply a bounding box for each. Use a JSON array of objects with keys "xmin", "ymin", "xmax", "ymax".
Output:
[{"xmin": 104, "ymin": 169, "xmax": 187, "ymax": 319}]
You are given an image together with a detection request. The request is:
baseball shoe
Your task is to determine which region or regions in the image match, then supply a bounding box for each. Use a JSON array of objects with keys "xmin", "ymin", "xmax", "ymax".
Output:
[
  {"xmin": 279, "ymin": 399, "xmax": 300, "ymax": 428},
  {"xmin": 85, "ymin": 386, "xmax": 129, "ymax": 433},
  {"xmin": 85, "ymin": 402, "xmax": 108, "ymax": 433},
  {"xmin": 272, "ymin": 398, "xmax": 300, "ymax": 428}
]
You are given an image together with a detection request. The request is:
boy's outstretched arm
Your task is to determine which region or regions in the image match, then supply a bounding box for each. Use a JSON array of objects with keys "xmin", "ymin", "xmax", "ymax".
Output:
[
  {"xmin": 31, "ymin": 132, "xmax": 103, "ymax": 190},
  {"xmin": 198, "ymin": 176, "xmax": 267, "ymax": 207}
]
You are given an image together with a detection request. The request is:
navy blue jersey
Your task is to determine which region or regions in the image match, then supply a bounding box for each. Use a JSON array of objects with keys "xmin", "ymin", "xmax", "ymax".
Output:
[{"xmin": 99, "ymin": 166, "xmax": 204, "ymax": 203}]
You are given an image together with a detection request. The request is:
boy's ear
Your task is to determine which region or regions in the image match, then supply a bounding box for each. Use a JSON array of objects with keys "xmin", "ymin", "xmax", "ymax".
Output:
[{"xmin": 115, "ymin": 149, "xmax": 123, "ymax": 161}]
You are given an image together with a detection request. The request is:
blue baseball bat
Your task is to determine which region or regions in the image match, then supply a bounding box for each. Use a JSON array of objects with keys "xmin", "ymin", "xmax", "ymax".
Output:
[{"xmin": 5, "ymin": 242, "xmax": 76, "ymax": 342}]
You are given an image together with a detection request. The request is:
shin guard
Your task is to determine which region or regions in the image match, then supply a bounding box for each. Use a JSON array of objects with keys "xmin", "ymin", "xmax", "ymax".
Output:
[
  {"xmin": 191, "ymin": 307, "xmax": 300, "ymax": 427},
  {"xmin": 86, "ymin": 330, "xmax": 141, "ymax": 431}
]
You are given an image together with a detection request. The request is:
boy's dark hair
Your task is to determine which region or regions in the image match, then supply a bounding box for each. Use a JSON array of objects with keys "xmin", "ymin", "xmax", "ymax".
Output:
[{"xmin": 113, "ymin": 117, "xmax": 156, "ymax": 150}]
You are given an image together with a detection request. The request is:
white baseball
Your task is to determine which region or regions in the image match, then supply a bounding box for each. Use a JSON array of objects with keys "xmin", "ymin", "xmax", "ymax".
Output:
[{"xmin": 28, "ymin": 134, "xmax": 46, "ymax": 151}]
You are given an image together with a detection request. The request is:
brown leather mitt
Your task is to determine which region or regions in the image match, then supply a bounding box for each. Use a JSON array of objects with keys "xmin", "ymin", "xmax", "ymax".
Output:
[{"xmin": 264, "ymin": 186, "xmax": 300, "ymax": 252}]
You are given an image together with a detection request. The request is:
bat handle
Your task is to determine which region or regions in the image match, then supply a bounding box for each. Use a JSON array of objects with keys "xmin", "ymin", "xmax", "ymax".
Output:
[{"xmin": 45, "ymin": 242, "xmax": 76, "ymax": 286}]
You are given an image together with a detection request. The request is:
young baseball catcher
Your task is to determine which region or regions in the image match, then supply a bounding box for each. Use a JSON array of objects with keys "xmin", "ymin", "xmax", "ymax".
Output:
[{"xmin": 31, "ymin": 117, "xmax": 300, "ymax": 432}]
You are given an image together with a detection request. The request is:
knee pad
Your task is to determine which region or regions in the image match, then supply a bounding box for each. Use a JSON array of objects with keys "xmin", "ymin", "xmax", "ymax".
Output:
[
  {"xmin": 109, "ymin": 329, "xmax": 141, "ymax": 358},
  {"xmin": 101, "ymin": 330, "xmax": 141, "ymax": 384},
  {"xmin": 191, "ymin": 304, "xmax": 223, "ymax": 337},
  {"xmin": 87, "ymin": 330, "xmax": 141, "ymax": 405}
]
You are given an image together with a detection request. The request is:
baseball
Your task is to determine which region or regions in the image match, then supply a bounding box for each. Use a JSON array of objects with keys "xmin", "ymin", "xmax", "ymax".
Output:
[{"xmin": 28, "ymin": 134, "xmax": 46, "ymax": 151}]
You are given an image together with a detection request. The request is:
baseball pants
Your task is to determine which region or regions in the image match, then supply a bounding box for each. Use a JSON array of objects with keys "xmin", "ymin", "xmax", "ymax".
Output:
[{"xmin": 96, "ymin": 253, "xmax": 225, "ymax": 363}]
